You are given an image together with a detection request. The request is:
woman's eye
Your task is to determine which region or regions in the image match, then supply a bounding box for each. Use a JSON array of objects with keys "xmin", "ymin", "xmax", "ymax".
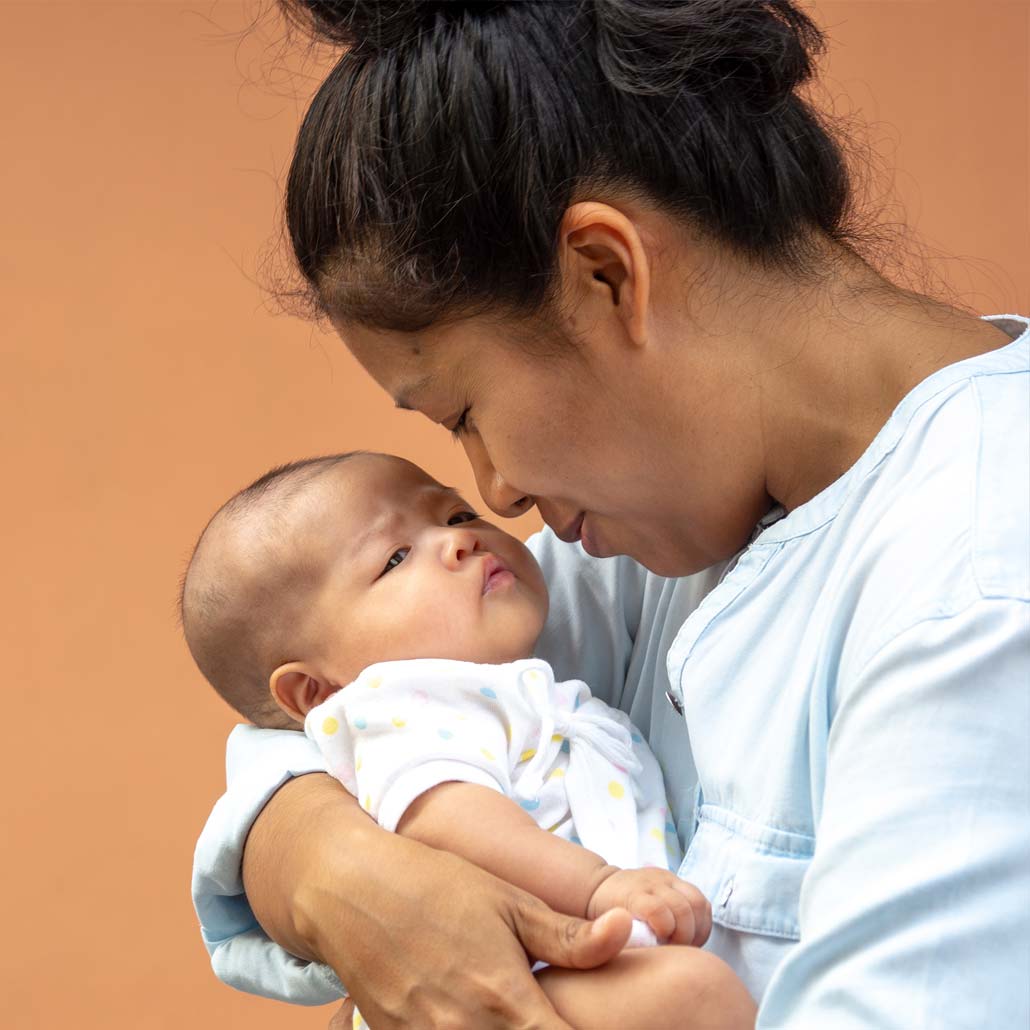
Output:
[
  {"xmin": 447, "ymin": 510, "xmax": 480, "ymax": 526},
  {"xmin": 449, "ymin": 407, "xmax": 471, "ymax": 439},
  {"xmin": 380, "ymin": 548, "xmax": 410, "ymax": 576}
]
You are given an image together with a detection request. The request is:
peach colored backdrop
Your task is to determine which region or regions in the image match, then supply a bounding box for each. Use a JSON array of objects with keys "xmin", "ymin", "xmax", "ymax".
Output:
[{"xmin": 2, "ymin": 2, "xmax": 1026, "ymax": 1027}]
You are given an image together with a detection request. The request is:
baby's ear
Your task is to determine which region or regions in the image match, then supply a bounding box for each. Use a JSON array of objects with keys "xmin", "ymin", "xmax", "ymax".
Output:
[{"xmin": 269, "ymin": 662, "xmax": 338, "ymax": 723}]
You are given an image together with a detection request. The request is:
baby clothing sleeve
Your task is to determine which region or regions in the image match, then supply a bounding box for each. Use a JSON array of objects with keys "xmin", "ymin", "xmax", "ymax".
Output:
[{"xmin": 305, "ymin": 661, "xmax": 515, "ymax": 832}]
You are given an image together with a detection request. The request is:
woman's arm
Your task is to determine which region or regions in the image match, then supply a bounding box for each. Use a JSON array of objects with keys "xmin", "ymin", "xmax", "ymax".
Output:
[
  {"xmin": 241, "ymin": 773, "xmax": 635, "ymax": 1029},
  {"xmin": 758, "ymin": 599, "xmax": 1030, "ymax": 1028}
]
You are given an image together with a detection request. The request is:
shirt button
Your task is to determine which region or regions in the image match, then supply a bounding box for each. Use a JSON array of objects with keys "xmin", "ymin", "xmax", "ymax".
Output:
[
  {"xmin": 665, "ymin": 690, "xmax": 684, "ymax": 716},
  {"xmin": 718, "ymin": 877, "xmax": 735, "ymax": 908}
]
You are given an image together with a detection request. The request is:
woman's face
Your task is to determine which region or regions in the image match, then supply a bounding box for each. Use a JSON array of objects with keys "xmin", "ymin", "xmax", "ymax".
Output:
[
  {"xmin": 334, "ymin": 201, "xmax": 774, "ymax": 577},
  {"xmin": 338, "ymin": 312, "xmax": 770, "ymax": 578}
]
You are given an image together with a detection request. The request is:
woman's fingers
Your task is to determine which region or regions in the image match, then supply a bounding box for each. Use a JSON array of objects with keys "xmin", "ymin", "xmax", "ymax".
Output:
[
  {"xmin": 328, "ymin": 997, "xmax": 355, "ymax": 1030},
  {"xmin": 512, "ymin": 898, "xmax": 633, "ymax": 970}
]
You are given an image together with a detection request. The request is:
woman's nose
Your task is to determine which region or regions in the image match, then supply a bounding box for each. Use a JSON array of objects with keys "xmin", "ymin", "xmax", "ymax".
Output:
[{"xmin": 462, "ymin": 434, "xmax": 533, "ymax": 519}]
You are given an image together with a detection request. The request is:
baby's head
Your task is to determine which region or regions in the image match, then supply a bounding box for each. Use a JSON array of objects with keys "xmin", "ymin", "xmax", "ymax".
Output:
[{"xmin": 181, "ymin": 452, "xmax": 549, "ymax": 729}]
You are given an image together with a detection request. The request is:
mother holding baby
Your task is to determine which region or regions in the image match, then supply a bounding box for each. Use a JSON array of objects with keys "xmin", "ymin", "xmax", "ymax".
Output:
[{"xmin": 192, "ymin": 1, "xmax": 1029, "ymax": 1026}]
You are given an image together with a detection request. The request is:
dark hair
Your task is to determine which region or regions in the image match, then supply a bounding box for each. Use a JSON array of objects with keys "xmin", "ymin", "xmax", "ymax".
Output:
[{"xmin": 282, "ymin": 0, "xmax": 852, "ymax": 331}]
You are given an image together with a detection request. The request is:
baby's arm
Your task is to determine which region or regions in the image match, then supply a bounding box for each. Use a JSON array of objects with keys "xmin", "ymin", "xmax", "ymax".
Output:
[{"xmin": 397, "ymin": 781, "xmax": 709, "ymax": 946}]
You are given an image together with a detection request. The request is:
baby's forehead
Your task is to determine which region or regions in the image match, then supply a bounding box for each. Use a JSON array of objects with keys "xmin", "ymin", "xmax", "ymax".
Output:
[
  {"xmin": 324, "ymin": 453, "xmax": 451, "ymax": 505},
  {"xmin": 301, "ymin": 454, "xmax": 459, "ymax": 536}
]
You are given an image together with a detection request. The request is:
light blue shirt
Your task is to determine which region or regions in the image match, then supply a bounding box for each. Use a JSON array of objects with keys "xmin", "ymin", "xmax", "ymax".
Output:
[{"xmin": 193, "ymin": 315, "xmax": 1030, "ymax": 1025}]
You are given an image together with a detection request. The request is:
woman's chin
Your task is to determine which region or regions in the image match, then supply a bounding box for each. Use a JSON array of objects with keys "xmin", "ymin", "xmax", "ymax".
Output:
[{"xmin": 579, "ymin": 516, "xmax": 608, "ymax": 559}]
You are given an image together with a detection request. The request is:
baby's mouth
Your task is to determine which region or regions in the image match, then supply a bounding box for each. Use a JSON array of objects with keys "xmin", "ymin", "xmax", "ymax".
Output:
[{"xmin": 482, "ymin": 555, "xmax": 515, "ymax": 595}]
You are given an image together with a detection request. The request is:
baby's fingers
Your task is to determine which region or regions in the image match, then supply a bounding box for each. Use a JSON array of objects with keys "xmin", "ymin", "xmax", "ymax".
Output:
[
  {"xmin": 631, "ymin": 893, "xmax": 680, "ymax": 942},
  {"xmin": 652, "ymin": 888, "xmax": 699, "ymax": 946},
  {"xmin": 671, "ymin": 881, "xmax": 712, "ymax": 946}
]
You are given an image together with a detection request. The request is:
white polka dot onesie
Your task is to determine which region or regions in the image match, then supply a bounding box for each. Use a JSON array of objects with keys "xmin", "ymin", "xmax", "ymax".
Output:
[{"xmin": 305, "ymin": 657, "xmax": 682, "ymax": 874}]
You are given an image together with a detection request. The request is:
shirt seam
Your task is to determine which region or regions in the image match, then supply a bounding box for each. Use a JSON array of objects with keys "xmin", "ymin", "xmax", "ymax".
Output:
[{"xmin": 847, "ymin": 594, "xmax": 1030, "ymax": 689}]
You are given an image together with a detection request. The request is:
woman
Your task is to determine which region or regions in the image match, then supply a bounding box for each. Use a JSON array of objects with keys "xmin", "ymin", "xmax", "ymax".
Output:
[{"xmin": 191, "ymin": 1, "xmax": 1029, "ymax": 1026}]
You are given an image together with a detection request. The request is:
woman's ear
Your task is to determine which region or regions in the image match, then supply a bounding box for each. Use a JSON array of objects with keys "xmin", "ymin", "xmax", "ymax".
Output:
[
  {"xmin": 269, "ymin": 662, "xmax": 338, "ymax": 723},
  {"xmin": 557, "ymin": 201, "xmax": 652, "ymax": 349}
]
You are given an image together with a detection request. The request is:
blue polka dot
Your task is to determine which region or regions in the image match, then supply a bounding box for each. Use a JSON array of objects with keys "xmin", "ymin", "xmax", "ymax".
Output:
[
  {"xmin": 665, "ymin": 820, "xmax": 677, "ymax": 833},
  {"xmin": 354, "ymin": 718, "xmax": 367, "ymax": 730},
  {"xmin": 560, "ymin": 739, "xmax": 571, "ymax": 754},
  {"xmin": 438, "ymin": 728, "xmax": 454, "ymax": 740},
  {"xmin": 518, "ymin": 798, "xmax": 541, "ymax": 812},
  {"xmin": 631, "ymin": 732, "xmax": 643, "ymax": 743},
  {"xmin": 573, "ymin": 695, "xmax": 582, "ymax": 710},
  {"xmin": 570, "ymin": 834, "xmax": 582, "ymax": 845},
  {"xmin": 480, "ymin": 687, "xmax": 498, "ymax": 699}
]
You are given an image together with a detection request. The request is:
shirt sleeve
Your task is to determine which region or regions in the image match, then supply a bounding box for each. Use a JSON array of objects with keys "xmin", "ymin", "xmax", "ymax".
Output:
[
  {"xmin": 190, "ymin": 724, "xmax": 346, "ymax": 1005},
  {"xmin": 758, "ymin": 598, "xmax": 1030, "ymax": 1029},
  {"xmin": 527, "ymin": 529, "xmax": 650, "ymax": 707},
  {"xmin": 306, "ymin": 669, "xmax": 512, "ymax": 833}
]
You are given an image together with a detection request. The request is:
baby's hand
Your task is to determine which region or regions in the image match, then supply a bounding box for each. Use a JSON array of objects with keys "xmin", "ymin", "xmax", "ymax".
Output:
[{"xmin": 587, "ymin": 867, "xmax": 711, "ymax": 947}]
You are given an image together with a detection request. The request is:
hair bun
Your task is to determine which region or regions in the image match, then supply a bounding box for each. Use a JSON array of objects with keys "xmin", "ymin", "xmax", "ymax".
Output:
[
  {"xmin": 594, "ymin": 0, "xmax": 824, "ymax": 108},
  {"xmin": 287, "ymin": 0, "xmax": 502, "ymax": 52}
]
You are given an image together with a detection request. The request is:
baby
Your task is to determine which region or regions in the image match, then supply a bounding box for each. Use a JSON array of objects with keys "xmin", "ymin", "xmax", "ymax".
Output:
[{"xmin": 182, "ymin": 451, "xmax": 755, "ymax": 1028}]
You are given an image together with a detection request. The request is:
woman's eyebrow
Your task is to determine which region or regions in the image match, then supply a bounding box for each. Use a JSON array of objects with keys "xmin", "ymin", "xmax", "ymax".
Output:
[{"xmin": 393, "ymin": 374, "xmax": 436, "ymax": 411}]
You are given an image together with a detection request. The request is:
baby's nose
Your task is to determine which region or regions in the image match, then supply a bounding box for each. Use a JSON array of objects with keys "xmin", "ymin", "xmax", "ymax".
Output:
[{"xmin": 442, "ymin": 526, "xmax": 480, "ymax": 567}]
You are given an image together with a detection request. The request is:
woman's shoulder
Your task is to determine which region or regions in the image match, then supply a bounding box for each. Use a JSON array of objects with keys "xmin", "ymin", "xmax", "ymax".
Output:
[
  {"xmin": 761, "ymin": 316, "xmax": 1028, "ymax": 607},
  {"xmin": 878, "ymin": 319, "xmax": 1029, "ymax": 605}
]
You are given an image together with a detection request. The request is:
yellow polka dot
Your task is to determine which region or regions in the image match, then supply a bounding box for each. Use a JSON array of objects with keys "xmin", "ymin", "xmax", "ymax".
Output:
[
  {"xmin": 392, "ymin": 717, "xmax": 406, "ymax": 728},
  {"xmin": 649, "ymin": 827, "xmax": 664, "ymax": 841},
  {"xmin": 505, "ymin": 725, "xmax": 512, "ymax": 742},
  {"xmin": 321, "ymin": 716, "xmax": 339, "ymax": 736},
  {"xmin": 523, "ymin": 669, "xmax": 544, "ymax": 685},
  {"xmin": 355, "ymin": 757, "xmax": 362, "ymax": 772},
  {"xmin": 367, "ymin": 676, "xmax": 382, "ymax": 689},
  {"xmin": 363, "ymin": 794, "xmax": 371, "ymax": 811},
  {"xmin": 353, "ymin": 1011, "xmax": 363, "ymax": 1030},
  {"xmin": 519, "ymin": 748, "xmax": 537, "ymax": 763},
  {"xmin": 551, "ymin": 734, "xmax": 563, "ymax": 743},
  {"xmin": 481, "ymin": 747, "xmax": 496, "ymax": 762},
  {"xmin": 549, "ymin": 768, "xmax": 565, "ymax": 780},
  {"xmin": 608, "ymin": 780, "xmax": 625, "ymax": 800},
  {"xmin": 546, "ymin": 820, "xmax": 564, "ymax": 833}
]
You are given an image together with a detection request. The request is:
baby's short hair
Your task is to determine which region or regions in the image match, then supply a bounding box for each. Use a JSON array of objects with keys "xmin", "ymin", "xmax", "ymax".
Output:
[{"xmin": 180, "ymin": 453, "xmax": 363, "ymax": 728}]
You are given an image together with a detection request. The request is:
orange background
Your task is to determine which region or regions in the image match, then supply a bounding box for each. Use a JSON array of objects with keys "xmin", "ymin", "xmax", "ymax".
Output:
[{"xmin": 2, "ymin": 2, "xmax": 1027, "ymax": 1027}]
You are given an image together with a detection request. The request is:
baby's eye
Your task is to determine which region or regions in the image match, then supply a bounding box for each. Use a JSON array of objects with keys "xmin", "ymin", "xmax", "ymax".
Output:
[
  {"xmin": 381, "ymin": 548, "xmax": 410, "ymax": 576},
  {"xmin": 447, "ymin": 510, "xmax": 480, "ymax": 525}
]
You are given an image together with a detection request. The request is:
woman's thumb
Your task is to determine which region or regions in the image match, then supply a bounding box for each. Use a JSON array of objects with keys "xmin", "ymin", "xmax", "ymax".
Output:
[{"xmin": 514, "ymin": 904, "xmax": 633, "ymax": 970}]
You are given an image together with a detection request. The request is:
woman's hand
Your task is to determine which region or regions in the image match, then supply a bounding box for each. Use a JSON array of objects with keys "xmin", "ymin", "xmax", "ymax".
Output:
[{"xmin": 243, "ymin": 774, "xmax": 634, "ymax": 1029}]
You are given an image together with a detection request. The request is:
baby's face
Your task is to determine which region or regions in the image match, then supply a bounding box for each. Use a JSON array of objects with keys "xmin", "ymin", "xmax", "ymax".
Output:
[{"xmin": 300, "ymin": 454, "xmax": 549, "ymax": 685}]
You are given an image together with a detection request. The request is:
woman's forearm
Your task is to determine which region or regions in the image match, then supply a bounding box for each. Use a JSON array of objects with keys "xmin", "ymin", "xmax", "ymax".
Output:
[
  {"xmin": 241, "ymin": 773, "xmax": 377, "ymax": 963},
  {"xmin": 237, "ymin": 771, "xmax": 628, "ymax": 1028}
]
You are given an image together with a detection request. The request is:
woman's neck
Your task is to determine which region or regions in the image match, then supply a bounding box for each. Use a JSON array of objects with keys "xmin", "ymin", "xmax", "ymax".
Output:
[{"xmin": 677, "ymin": 242, "xmax": 1013, "ymax": 514}]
